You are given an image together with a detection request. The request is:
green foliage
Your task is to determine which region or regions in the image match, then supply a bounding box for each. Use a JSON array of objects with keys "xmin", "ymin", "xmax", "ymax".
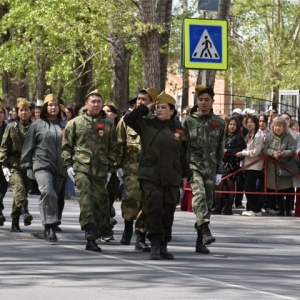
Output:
[{"xmin": 229, "ymin": 0, "xmax": 300, "ymax": 98}]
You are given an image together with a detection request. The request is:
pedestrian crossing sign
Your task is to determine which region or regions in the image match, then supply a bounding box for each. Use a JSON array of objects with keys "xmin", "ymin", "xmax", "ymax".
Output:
[{"xmin": 182, "ymin": 18, "xmax": 228, "ymax": 70}]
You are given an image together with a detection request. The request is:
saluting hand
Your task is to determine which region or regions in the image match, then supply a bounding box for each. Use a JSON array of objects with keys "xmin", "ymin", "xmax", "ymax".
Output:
[{"xmin": 147, "ymin": 102, "xmax": 156, "ymax": 111}]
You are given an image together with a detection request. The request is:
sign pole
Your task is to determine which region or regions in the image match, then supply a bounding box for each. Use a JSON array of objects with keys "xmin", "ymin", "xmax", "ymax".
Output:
[{"xmin": 202, "ymin": 70, "xmax": 206, "ymax": 86}]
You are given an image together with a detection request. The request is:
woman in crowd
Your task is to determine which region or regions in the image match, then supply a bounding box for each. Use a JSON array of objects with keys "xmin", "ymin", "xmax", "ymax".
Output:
[
  {"xmin": 124, "ymin": 92, "xmax": 191, "ymax": 260},
  {"xmin": 258, "ymin": 114, "xmax": 270, "ymax": 139},
  {"xmin": 290, "ymin": 119, "xmax": 299, "ymax": 133},
  {"xmin": 8, "ymin": 106, "xmax": 17, "ymax": 122},
  {"xmin": 263, "ymin": 116, "xmax": 296, "ymax": 216},
  {"xmin": 214, "ymin": 116, "xmax": 246, "ymax": 215},
  {"xmin": 281, "ymin": 112, "xmax": 300, "ymax": 141},
  {"xmin": 0, "ymin": 104, "xmax": 8, "ymax": 226},
  {"xmin": 257, "ymin": 114, "xmax": 270, "ymax": 210},
  {"xmin": 34, "ymin": 106, "xmax": 42, "ymax": 121},
  {"xmin": 236, "ymin": 115, "xmax": 264, "ymax": 216},
  {"xmin": 0, "ymin": 99, "xmax": 33, "ymax": 232},
  {"xmin": 281, "ymin": 112, "xmax": 300, "ymax": 212},
  {"xmin": 65, "ymin": 106, "xmax": 76, "ymax": 122},
  {"xmin": 181, "ymin": 106, "xmax": 191, "ymax": 122},
  {"xmin": 21, "ymin": 94, "xmax": 67, "ymax": 242},
  {"xmin": 232, "ymin": 112, "xmax": 248, "ymax": 209}
]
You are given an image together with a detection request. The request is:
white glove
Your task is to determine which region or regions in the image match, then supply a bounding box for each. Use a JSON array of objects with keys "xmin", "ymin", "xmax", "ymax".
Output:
[
  {"xmin": 105, "ymin": 172, "xmax": 112, "ymax": 188},
  {"xmin": 67, "ymin": 167, "xmax": 75, "ymax": 183},
  {"xmin": 215, "ymin": 174, "xmax": 222, "ymax": 185},
  {"xmin": 116, "ymin": 168, "xmax": 124, "ymax": 184},
  {"xmin": 27, "ymin": 169, "xmax": 35, "ymax": 180},
  {"xmin": 2, "ymin": 167, "xmax": 11, "ymax": 182}
]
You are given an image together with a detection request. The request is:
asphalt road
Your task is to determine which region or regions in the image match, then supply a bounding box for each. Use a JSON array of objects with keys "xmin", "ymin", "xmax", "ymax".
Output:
[{"xmin": 0, "ymin": 192, "xmax": 299, "ymax": 300}]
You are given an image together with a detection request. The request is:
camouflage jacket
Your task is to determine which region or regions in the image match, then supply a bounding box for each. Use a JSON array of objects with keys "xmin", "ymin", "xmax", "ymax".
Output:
[
  {"xmin": 0, "ymin": 120, "xmax": 31, "ymax": 170},
  {"xmin": 115, "ymin": 109, "xmax": 154, "ymax": 173},
  {"xmin": 124, "ymin": 105, "xmax": 191, "ymax": 187},
  {"xmin": 183, "ymin": 107, "xmax": 225, "ymax": 176},
  {"xmin": 62, "ymin": 110, "xmax": 117, "ymax": 178},
  {"xmin": 21, "ymin": 119, "xmax": 67, "ymax": 176}
]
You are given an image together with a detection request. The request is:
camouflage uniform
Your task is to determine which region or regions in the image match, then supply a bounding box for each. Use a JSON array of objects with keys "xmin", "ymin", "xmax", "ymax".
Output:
[
  {"xmin": 62, "ymin": 111, "xmax": 117, "ymax": 237},
  {"xmin": 0, "ymin": 120, "xmax": 31, "ymax": 218},
  {"xmin": 183, "ymin": 107, "xmax": 225, "ymax": 229},
  {"xmin": 116, "ymin": 113, "xmax": 153, "ymax": 232}
]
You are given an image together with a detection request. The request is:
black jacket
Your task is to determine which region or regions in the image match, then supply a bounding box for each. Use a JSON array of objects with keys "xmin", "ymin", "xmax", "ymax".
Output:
[{"xmin": 124, "ymin": 105, "xmax": 191, "ymax": 187}]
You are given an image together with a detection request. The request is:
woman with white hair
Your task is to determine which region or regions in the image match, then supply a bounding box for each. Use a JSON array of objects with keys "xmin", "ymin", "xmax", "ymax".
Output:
[{"xmin": 263, "ymin": 116, "xmax": 296, "ymax": 216}]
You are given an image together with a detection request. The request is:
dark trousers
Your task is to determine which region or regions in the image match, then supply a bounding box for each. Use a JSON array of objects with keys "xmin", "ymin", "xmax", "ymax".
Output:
[
  {"xmin": 235, "ymin": 175, "xmax": 245, "ymax": 206},
  {"xmin": 0, "ymin": 169, "xmax": 8, "ymax": 210},
  {"xmin": 244, "ymin": 170, "xmax": 262, "ymax": 213},
  {"xmin": 268, "ymin": 187, "xmax": 295, "ymax": 212},
  {"xmin": 141, "ymin": 181, "xmax": 179, "ymax": 242}
]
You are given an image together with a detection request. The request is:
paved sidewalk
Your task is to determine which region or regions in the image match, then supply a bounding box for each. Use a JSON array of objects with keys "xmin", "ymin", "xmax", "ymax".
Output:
[{"xmin": 0, "ymin": 192, "xmax": 299, "ymax": 300}]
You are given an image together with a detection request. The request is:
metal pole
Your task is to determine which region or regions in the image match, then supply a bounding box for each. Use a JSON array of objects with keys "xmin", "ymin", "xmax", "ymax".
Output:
[{"xmin": 202, "ymin": 70, "xmax": 206, "ymax": 86}]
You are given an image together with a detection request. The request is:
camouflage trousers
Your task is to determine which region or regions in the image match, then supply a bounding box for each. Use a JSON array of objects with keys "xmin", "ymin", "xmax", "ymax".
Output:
[
  {"xmin": 75, "ymin": 172, "xmax": 110, "ymax": 237},
  {"xmin": 121, "ymin": 171, "xmax": 146, "ymax": 232},
  {"xmin": 141, "ymin": 181, "xmax": 179, "ymax": 242},
  {"xmin": 10, "ymin": 168, "xmax": 31, "ymax": 218},
  {"xmin": 190, "ymin": 169, "xmax": 215, "ymax": 229},
  {"xmin": 35, "ymin": 170, "xmax": 63, "ymax": 226}
]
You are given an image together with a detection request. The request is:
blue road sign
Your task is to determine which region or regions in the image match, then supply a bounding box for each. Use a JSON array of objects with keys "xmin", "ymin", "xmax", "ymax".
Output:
[{"xmin": 182, "ymin": 19, "xmax": 228, "ymax": 70}]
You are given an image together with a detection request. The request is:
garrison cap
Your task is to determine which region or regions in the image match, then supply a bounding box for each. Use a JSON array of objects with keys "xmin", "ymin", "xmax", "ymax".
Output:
[{"xmin": 156, "ymin": 92, "xmax": 176, "ymax": 106}]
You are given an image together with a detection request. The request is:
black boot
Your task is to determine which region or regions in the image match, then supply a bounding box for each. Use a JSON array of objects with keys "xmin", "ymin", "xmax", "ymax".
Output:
[
  {"xmin": 11, "ymin": 217, "xmax": 22, "ymax": 232},
  {"xmin": 212, "ymin": 194, "xmax": 223, "ymax": 215},
  {"xmin": 0, "ymin": 209, "xmax": 6, "ymax": 226},
  {"xmin": 277, "ymin": 196, "xmax": 285, "ymax": 216},
  {"xmin": 222, "ymin": 203, "xmax": 233, "ymax": 215},
  {"xmin": 84, "ymin": 223, "xmax": 97, "ymax": 241},
  {"xmin": 44, "ymin": 224, "xmax": 58, "ymax": 242},
  {"xmin": 120, "ymin": 220, "xmax": 133, "ymax": 245},
  {"xmin": 54, "ymin": 224, "xmax": 62, "ymax": 232},
  {"xmin": 195, "ymin": 230, "xmax": 210, "ymax": 254},
  {"xmin": 200, "ymin": 223, "xmax": 215, "ymax": 245},
  {"xmin": 86, "ymin": 240, "xmax": 101, "ymax": 252},
  {"xmin": 160, "ymin": 241, "xmax": 174, "ymax": 259},
  {"xmin": 21, "ymin": 204, "xmax": 33, "ymax": 226},
  {"xmin": 135, "ymin": 231, "xmax": 151, "ymax": 252},
  {"xmin": 149, "ymin": 236, "xmax": 161, "ymax": 260}
]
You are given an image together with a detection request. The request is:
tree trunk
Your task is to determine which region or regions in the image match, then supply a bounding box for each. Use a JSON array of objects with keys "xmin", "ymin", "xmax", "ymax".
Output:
[
  {"xmin": 158, "ymin": 0, "xmax": 173, "ymax": 92},
  {"xmin": 109, "ymin": 22, "xmax": 132, "ymax": 111},
  {"xmin": 138, "ymin": 0, "xmax": 173, "ymax": 92},
  {"xmin": 74, "ymin": 53, "xmax": 93, "ymax": 104}
]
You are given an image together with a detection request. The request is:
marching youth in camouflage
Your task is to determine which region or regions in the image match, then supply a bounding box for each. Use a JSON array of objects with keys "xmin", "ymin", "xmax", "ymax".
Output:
[
  {"xmin": 183, "ymin": 85, "xmax": 225, "ymax": 254},
  {"xmin": 124, "ymin": 92, "xmax": 191, "ymax": 260},
  {"xmin": 116, "ymin": 88, "xmax": 157, "ymax": 251},
  {"xmin": 62, "ymin": 90, "xmax": 117, "ymax": 252},
  {"xmin": 21, "ymin": 94, "xmax": 67, "ymax": 242},
  {"xmin": 0, "ymin": 99, "xmax": 33, "ymax": 232}
]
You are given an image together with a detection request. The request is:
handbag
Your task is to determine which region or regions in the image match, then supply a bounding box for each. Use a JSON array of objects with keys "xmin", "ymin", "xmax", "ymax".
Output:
[{"xmin": 278, "ymin": 159, "xmax": 300, "ymax": 177}]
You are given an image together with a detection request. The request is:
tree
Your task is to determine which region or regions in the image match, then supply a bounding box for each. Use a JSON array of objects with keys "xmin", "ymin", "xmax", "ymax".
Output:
[
  {"xmin": 136, "ymin": 0, "xmax": 173, "ymax": 92},
  {"xmin": 229, "ymin": 0, "xmax": 300, "ymax": 102}
]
